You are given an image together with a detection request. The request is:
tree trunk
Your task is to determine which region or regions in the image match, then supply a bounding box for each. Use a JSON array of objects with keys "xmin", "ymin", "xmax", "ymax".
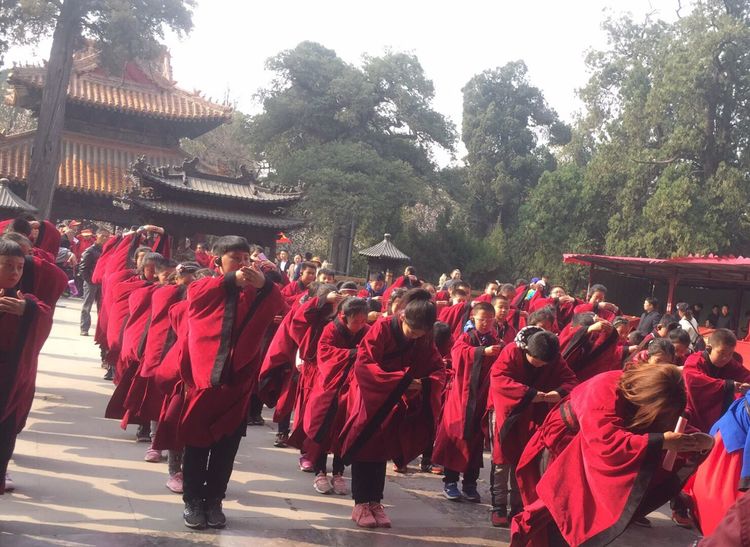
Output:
[{"xmin": 26, "ymin": 0, "xmax": 82, "ymax": 219}]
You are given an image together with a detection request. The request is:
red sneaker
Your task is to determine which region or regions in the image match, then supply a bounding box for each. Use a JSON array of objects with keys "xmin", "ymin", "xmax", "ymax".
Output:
[{"xmin": 491, "ymin": 508, "xmax": 509, "ymax": 528}]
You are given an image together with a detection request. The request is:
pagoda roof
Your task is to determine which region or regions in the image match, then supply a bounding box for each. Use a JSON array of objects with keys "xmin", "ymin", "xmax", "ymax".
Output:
[
  {"xmin": 358, "ymin": 234, "xmax": 411, "ymax": 262},
  {"xmin": 132, "ymin": 158, "xmax": 302, "ymax": 204},
  {"xmin": 129, "ymin": 197, "xmax": 304, "ymax": 230},
  {"xmin": 0, "ymin": 130, "xmax": 183, "ymax": 196},
  {"xmin": 6, "ymin": 46, "xmax": 232, "ymax": 125},
  {"xmin": 0, "ymin": 178, "xmax": 37, "ymax": 213}
]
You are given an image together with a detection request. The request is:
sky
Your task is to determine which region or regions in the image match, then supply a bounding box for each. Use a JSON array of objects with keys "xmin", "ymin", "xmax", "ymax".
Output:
[{"xmin": 4, "ymin": 0, "xmax": 689, "ymax": 164}]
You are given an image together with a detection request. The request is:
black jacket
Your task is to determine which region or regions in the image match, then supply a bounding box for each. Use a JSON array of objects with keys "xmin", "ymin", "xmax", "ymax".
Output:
[
  {"xmin": 78, "ymin": 244, "xmax": 102, "ymax": 283},
  {"xmin": 637, "ymin": 310, "xmax": 661, "ymax": 334}
]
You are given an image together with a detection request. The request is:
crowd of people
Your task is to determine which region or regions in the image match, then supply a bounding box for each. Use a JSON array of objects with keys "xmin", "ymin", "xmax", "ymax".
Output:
[{"xmin": 2, "ymin": 215, "xmax": 750, "ymax": 545}]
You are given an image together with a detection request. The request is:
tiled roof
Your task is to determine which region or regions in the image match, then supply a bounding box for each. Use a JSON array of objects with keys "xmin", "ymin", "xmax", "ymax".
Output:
[
  {"xmin": 131, "ymin": 198, "xmax": 305, "ymax": 230},
  {"xmin": 0, "ymin": 131, "xmax": 183, "ymax": 195},
  {"xmin": 0, "ymin": 178, "xmax": 37, "ymax": 213},
  {"xmin": 358, "ymin": 234, "xmax": 411, "ymax": 262},
  {"xmin": 7, "ymin": 65, "xmax": 232, "ymax": 123},
  {"xmin": 133, "ymin": 160, "xmax": 302, "ymax": 204}
]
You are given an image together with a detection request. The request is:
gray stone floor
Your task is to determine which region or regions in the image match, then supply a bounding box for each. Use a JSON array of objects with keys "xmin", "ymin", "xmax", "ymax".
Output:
[{"xmin": 0, "ymin": 298, "xmax": 702, "ymax": 546}]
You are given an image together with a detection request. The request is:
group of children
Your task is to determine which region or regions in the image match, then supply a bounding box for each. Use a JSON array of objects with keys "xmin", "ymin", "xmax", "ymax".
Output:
[{"xmin": 2, "ymin": 217, "xmax": 750, "ymax": 545}]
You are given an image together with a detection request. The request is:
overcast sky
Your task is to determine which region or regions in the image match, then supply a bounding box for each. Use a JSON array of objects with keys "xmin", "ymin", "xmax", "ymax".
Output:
[{"xmin": 5, "ymin": 0, "xmax": 688, "ymax": 163}]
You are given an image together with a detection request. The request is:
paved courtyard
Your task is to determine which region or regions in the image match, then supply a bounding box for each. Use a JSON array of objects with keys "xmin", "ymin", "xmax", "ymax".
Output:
[{"xmin": 0, "ymin": 298, "xmax": 702, "ymax": 546}]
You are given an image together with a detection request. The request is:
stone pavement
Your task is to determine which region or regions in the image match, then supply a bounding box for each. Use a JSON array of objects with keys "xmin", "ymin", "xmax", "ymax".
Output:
[{"xmin": 0, "ymin": 298, "xmax": 702, "ymax": 546}]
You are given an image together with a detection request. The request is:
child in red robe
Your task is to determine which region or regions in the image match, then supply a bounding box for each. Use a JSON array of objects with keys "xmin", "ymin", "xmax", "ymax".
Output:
[
  {"xmin": 303, "ymin": 297, "xmax": 369, "ymax": 496},
  {"xmin": 178, "ymin": 236, "xmax": 283, "ymax": 530},
  {"xmin": 572, "ymin": 283, "xmax": 620, "ymax": 322},
  {"xmin": 669, "ymin": 328, "xmax": 693, "ymax": 366},
  {"xmin": 280, "ymin": 261, "xmax": 316, "ymax": 305},
  {"xmin": 559, "ymin": 312, "xmax": 628, "ymax": 382},
  {"xmin": 683, "ymin": 328, "xmax": 750, "ymax": 433},
  {"xmin": 511, "ymin": 364, "xmax": 713, "ymax": 546},
  {"xmin": 433, "ymin": 302, "xmax": 502, "ymax": 503},
  {"xmin": 492, "ymin": 295, "xmax": 517, "ymax": 345},
  {"xmin": 528, "ymin": 286, "xmax": 581, "ymax": 332},
  {"xmin": 339, "ymin": 288, "xmax": 445, "ymax": 528},
  {"xmin": 0, "ymin": 239, "xmax": 54, "ymax": 493},
  {"xmin": 488, "ymin": 327, "xmax": 578, "ymax": 528}
]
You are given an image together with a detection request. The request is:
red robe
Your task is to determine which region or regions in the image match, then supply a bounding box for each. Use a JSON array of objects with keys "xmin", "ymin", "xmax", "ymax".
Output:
[
  {"xmin": 91, "ymin": 235, "xmax": 121, "ymax": 285},
  {"xmin": 683, "ymin": 351, "xmax": 750, "ymax": 433},
  {"xmin": 433, "ymin": 330, "xmax": 499, "ymax": 472},
  {"xmin": 34, "ymin": 220, "xmax": 61, "ymax": 257},
  {"xmin": 558, "ymin": 324, "xmax": 627, "ymax": 382},
  {"xmin": 528, "ymin": 297, "xmax": 581, "ymax": 333},
  {"xmin": 339, "ymin": 315, "xmax": 445, "ymax": 463},
  {"xmin": 105, "ymin": 284, "xmax": 158, "ymax": 421},
  {"xmin": 573, "ymin": 301, "xmax": 619, "ymax": 322},
  {"xmin": 489, "ymin": 343, "xmax": 578, "ymax": 466},
  {"xmin": 177, "ymin": 274, "xmax": 283, "ymax": 447},
  {"xmin": 381, "ymin": 275, "xmax": 420, "ymax": 310},
  {"xmin": 511, "ymin": 371, "xmax": 703, "ymax": 547},
  {"xmin": 303, "ymin": 318, "xmax": 368, "ymax": 460},
  {"xmin": 280, "ymin": 279, "xmax": 308, "ymax": 305},
  {"xmin": 437, "ymin": 301, "xmax": 472, "ymax": 338},
  {"xmin": 0, "ymin": 293, "xmax": 53, "ymax": 434},
  {"xmin": 95, "ymin": 268, "xmax": 135, "ymax": 350},
  {"xmin": 194, "ymin": 249, "xmax": 213, "ymax": 268},
  {"xmin": 285, "ymin": 296, "xmax": 337, "ymax": 449},
  {"xmin": 17, "ymin": 255, "xmax": 68, "ymax": 309},
  {"xmin": 105, "ymin": 276, "xmax": 151, "ymax": 374}
]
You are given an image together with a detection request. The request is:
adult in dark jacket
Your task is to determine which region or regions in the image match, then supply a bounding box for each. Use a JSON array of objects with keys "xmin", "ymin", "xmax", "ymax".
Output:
[
  {"xmin": 637, "ymin": 297, "xmax": 661, "ymax": 335},
  {"xmin": 79, "ymin": 229, "xmax": 110, "ymax": 336}
]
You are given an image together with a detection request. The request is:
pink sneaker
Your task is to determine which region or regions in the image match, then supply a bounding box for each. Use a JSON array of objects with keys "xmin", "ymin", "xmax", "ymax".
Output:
[
  {"xmin": 351, "ymin": 502, "xmax": 377, "ymax": 528},
  {"xmin": 313, "ymin": 473, "xmax": 333, "ymax": 494},
  {"xmin": 299, "ymin": 455, "xmax": 314, "ymax": 473},
  {"xmin": 331, "ymin": 474, "xmax": 348, "ymax": 495},
  {"xmin": 369, "ymin": 502, "xmax": 392, "ymax": 528},
  {"xmin": 144, "ymin": 448, "xmax": 163, "ymax": 463},
  {"xmin": 166, "ymin": 472, "xmax": 183, "ymax": 493}
]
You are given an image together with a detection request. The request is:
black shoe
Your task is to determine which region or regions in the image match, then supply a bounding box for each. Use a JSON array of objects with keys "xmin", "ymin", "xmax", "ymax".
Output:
[
  {"xmin": 274, "ymin": 432, "xmax": 289, "ymax": 448},
  {"xmin": 205, "ymin": 500, "xmax": 226, "ymax": 529},
  {"xmin": 183, "ymin": 500, "xmax": 206, "ymax": 529},
  {"xmin": 103, "ymin": 367, "xmax": 113, "ymax": 381}
]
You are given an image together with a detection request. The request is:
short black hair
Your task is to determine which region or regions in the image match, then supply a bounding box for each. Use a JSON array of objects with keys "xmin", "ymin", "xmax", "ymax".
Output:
[
  {"xmin": 389, "ymin": 287, "xmax": 407, "ymax": 307},
  {"xmin": 341, "ymin": 297, "xmax": 368, "ymax": 319},
  {"xmin": 658, "ymin": 315, "xmax": 679, "ymax": 332},
  {"xmin": 526, "ymin": 330, "xmax": 560, "ymax": 362},
  {"xmin": 647, "ymin": 338, "xmax": 675, "ymax": 359},
  {"xmin": 433, "ymin": 321, "xmax": 452, "ymax": 348},
  {"xmin": 212, "ymin": 235, "xmax": 251, "ymax": 256},
  {"xmin": 645, "ymin": 296, "xmax": 659, "ymax": 308},
  {"xmin": 339, "ymin": 281, "xmax": 358, "ymax": 291},
  {"xmin": 572, "ymin": 311, "xmax": 596, "ymax": 328},
  {"xmin": 2, "ymin": 232, "xmax": 32, "ymax": 249},
  {"xmin": 404, "ymin": 266, "xmax": 416, "ymax": 276},
  {"xmin": 4, "ymin": 218, "xmax": 32, "ymax": 237},
  {"xmin": 628, "ymin": 331, "xmax": 646, "ymax": 345},
  {"xmin": 528, "ymin": 306, "xmax": 555, "ymax": 327},
  {"xmin": 154, "ymin": 257, "xmax": 177, "ymax": 273},
  {"xmin": 588, "ymin": 283, "xmax": 607, "ymax": 297},
  {"xmin": 668, "ymin": 328, "xmax": 691, "ymax": 347},
  {"xmin": 709, "ymin": 328, "xmax": 737, "ymax": 348},
  {"xmin": 318, "ymin": 268, "xmax": 335, "ymax": 278},
  {"xmin": 369, "ymin": 272, "xmax": 385, "ymax": 282},
  {"xmin": 0, "ymin": 239, "xmax": 25, "ymax": 258},
  {"xmin": 472, "ymin": 301, "xmax": 495, "ymax": 316},
  {"xmin": 299, "ymin": 261, "xmax": 317, "ymax": 273}
]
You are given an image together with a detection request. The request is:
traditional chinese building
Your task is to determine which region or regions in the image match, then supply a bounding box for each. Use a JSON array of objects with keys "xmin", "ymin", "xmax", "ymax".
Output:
[{"xmin": 0, "ymin": 44, "xmax": 302, "ymax": 248}]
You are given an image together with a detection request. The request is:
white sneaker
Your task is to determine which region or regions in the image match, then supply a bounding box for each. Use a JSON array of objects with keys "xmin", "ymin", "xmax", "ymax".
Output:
[{"xmin": 5, "ymin": 473, "xmax": 15, "ymax": 492}]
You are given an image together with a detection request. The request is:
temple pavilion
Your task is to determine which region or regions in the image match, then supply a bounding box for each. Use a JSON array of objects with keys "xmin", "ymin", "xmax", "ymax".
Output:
[{"xmin": 0, "ymin": 44, "xmax": 302, "ymax": 248}]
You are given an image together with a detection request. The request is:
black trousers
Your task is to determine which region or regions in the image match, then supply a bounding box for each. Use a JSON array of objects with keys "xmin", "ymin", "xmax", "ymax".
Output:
[
  {"xmin": 182, "ymin": 423, "xmax": 245, "ymax": 503},
  {"xmin": 277, "ymin": 413, "xmax": 291, "ymax": 434},
  {"xmin": 248, "ymin": 394, "xmax": 263, "ymax": 418},
  {"xmin": 0, "ymin": 414, "xmax": 17, "ymax": 492},
  {"xmin": 351, "ymin": 461, "xmax": 386, "ymax": 504},
  {"xmin": 443, "ymin": 466, "xmax": 480, "ymax": 486},
  {"xmin": 314, "ymin": 452, "xmax": 345, "ymax": 475}
]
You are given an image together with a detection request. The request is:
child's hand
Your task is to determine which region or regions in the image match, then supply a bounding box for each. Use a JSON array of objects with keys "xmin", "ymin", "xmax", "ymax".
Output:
[
  {"xmin": 735, "ymin": 382, "xmax": 750, "ymax": 394},
  {"xmin": 0, "ymin": 290, "xmax": 26, "ymax": 316},
  {"xmin": 483, "ymin": 345, "xmax": 502, "ymax": 357}
]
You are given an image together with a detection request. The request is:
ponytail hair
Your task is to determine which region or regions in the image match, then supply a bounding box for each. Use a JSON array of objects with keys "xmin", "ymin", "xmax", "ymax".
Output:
[{"xmin": 400, "ymin": 288, "xmax": 436, "ymax": 332}]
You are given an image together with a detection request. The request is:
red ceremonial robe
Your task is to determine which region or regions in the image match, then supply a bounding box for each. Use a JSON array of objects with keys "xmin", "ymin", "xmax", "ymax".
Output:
[
  {"xmin": 683, "ymin": 351, "xmax": 750, "ymax": 433},
  {"xmin": 17, "ymin": 255, "xmax": 68, "ymax": 309},
  {"xmin": 105, "ymin": 284, "xmax": 158, "ymax": 421},
  {"xmin": 257, "ymin": 296, "xmax": 308, "ymax": 421},
  {"xmin": 286, "ymin": 296, "xmax": 337, "ymax": 449},
  {"xmin": 303, "ymin": 318, "xmax": 368, "ymax": 460},
  {"xmin": 573, "ymin": 301, "xmax": 619, "ymax": 322},
  {"xmin": 339, "ymin": 315, "xmax": 445, "ymax": 464},
  {"xmin": 91, "ymin": 235, "xmax": 120, "ymax": 285},
  {"xmin": 138, "ymin": 285, "xmax": 187, "ymax": 378},
  {"xmin": 494, "ymin": 321, "xmax": 517, "ymax": 347},
  {"xmin": 511, "ymin": 370, "xmax": 704, "ymax": 547},
  {"xmin": 489, "ymin": 343, "xmax": 578, "ymax": 466},
  {"xmin": 105, "ymin": 276, "xmax": 150, "ymax": 375},
  {"xmin": 381, "ymin": 275, "xmax": 420, "ymax": 310},
  {"xmin": 34, "ymin": 220, "xmax": 61, "ymax": 257},
  {"xmin": 528, "ymin": 297, "xmax": 581, "ymax": 333},
  {"xmin": 433, "ymin": 329, "xmax": 499, "ymax": 472},
  {"xmin": 558, "ymin": 324, "xmax": 627, "ymax": 382},
  {"xmin": 95, "ymin": 268, "xmax": 135, "ymax": 349},
  {"xmin": 178, "ymin": 274, "xmax": 283, "ymax": 447},
  {"xmin": 280, "ymin": 279, "xmax": 307, "ymax": 306},
  {"xmin": 0, "ymin": 293, "xmax": 53, "ymax": 434},
  {"xmin": 437, "ymin": 301, "xmax": 472, "ymax": 338}
]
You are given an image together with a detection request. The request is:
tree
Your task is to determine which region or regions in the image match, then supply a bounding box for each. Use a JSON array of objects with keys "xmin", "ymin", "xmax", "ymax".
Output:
[
  {"xmin": 461, "ymin": 61, "xmax": 570, "ymax": 237},
  {"xmin": 0, "ymin": 0, "xmax": 194, "ymax": 218},
  {"xmin": 250, "ymin": 41, "xmax": 456, "ymax": 272},
  {"xmin": 0, "ymin": 69, "xmax": 35, "ymax": 134}
]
